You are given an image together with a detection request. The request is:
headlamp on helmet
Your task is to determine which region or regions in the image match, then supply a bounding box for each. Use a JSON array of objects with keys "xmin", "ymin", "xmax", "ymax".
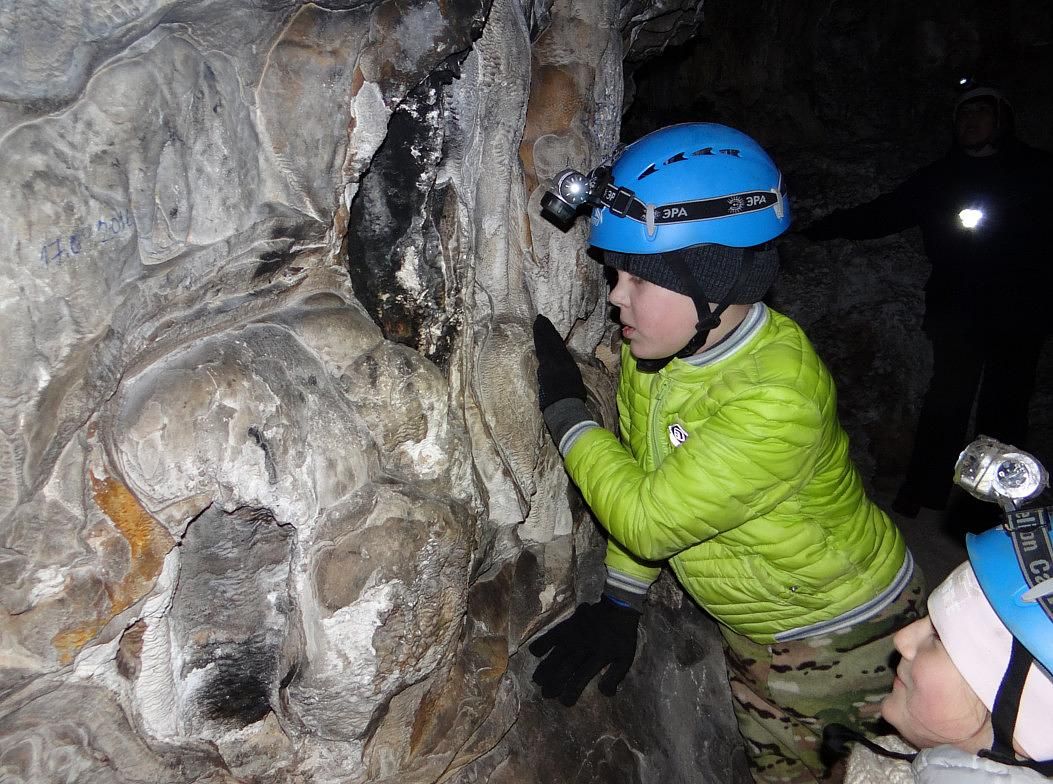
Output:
[
  {"xmin": 539, "ymin": 124, "xmax": 791, "ymax": 248},
  {"xmin": 946, "ymin": 437, "xmax": 1053, "ymax": 769},
  {"xmin": 540, "ymin": 124, "xmax": 792, "ymax": 373},
  {"xmin": 954, "ymin": 436, "xmax": 1049, "ymax": 510},
  {"xmin": 540, "ymin": 166, "xmax": 614, "ymax": 227}
]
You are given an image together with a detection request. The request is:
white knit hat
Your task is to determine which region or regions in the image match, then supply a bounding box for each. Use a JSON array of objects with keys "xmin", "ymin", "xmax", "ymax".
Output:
[{"xmin": 928, "ymin": 562, "xmax": 1053, "ymax": 761}]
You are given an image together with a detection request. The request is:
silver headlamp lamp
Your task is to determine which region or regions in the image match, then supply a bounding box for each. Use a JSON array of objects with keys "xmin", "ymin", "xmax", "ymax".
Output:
[
  {"xmin": 540, "ymin": 166, "xmax": 613, "ymax": 226},
  {"xmin": 954, "ymin": 436, "xmax": 1049, "ymax": 510}
]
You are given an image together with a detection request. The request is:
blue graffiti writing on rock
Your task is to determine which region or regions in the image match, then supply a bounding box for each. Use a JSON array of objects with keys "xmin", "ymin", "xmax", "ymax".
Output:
[{"xmin": 39, "ymin": 210, "xmax": 133, "ymax": 266}]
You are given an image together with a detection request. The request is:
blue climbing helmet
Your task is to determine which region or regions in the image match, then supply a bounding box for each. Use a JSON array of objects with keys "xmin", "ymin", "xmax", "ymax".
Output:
[
  {"xmin": 588, "ymin": 122, "xmax": 790, "ymax": 253},
  {"xmin": 587, "ymin": 123, "xmax": 791, "ymax": 370},
  {"xmin": 968, "ymin": 526, "xmax": 1053, "ymax": 682}
]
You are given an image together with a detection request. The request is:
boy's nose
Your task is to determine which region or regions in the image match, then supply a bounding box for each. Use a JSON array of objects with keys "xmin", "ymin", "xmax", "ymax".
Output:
[
  {"xmin": 608, "ymin": 271, "xmax": 628, "ymax": 307},
  {"xmin": 892, "ymin": 617, "xmax": 929, "ymax": 659}
]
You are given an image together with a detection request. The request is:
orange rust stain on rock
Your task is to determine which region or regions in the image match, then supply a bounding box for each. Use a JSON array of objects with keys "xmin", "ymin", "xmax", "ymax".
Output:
[
  {"xmin": 408, "ymin": 635, "xmax": 508, "ymax": 756},
  {"xmin": 350, "ymin": 64, "xmax": 365, "ymax": 98},
  {"xmin": 52, "ymin": 476, "xmax": 175, "ymax": 664},
  {"xmin": 90, "ymin": 474, "xmax": 174, "ymax": 612},
  {"xmin": 334, "ymin": 202, "xmax": 350, "ymax": 238},
  {"xmin": 53, "ymin": 623, "xmax": 106, "ymax": 665},
  {"xmin": 520, "ymin": 63, "xmax": 584, "ymax": 193}
]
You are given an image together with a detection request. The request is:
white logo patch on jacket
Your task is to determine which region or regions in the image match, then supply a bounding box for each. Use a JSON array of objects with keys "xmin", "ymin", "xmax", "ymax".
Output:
[{"xmin": 668, "ymin": 423, "xmax": 689, "ymax": 447}]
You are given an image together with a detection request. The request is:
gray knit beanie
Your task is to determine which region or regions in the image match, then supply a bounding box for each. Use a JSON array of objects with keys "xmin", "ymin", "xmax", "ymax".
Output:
[{"xmin": 604, "ymin": 243, "xmax": 778, "ymax": 304}]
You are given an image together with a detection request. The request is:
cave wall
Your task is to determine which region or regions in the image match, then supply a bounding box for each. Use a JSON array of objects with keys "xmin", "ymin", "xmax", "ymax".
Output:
[{"xmin": 0, "ymin": 1, "xmax": 750, "ymax": 783}]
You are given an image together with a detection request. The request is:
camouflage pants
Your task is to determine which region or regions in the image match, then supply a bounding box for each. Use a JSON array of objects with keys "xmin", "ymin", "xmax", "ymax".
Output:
[{"xmin": 720, "ymin": 570, "xmax": 927, "ymax": 784}]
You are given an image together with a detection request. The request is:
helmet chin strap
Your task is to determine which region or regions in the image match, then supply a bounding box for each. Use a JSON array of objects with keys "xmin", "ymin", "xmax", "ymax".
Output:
[
  {"xmin": 977, "ymin": 597, "xmax": 1053, "ymax": 776},
  {"xmin": 634, "ymin": 247, "xmax": 754, "ymax": 374},
  {"xmin": 634, "ymin": 306, "xmax": 725, "ymax": 373}
]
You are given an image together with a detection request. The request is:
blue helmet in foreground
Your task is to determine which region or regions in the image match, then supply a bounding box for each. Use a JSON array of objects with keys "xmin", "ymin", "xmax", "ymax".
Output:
[
  {"xmin": 927, "ymin": 523, "xmax": 1053, "ymax": 765},
  {"xmin": 587, "ymin": 123, "xmax": 791, "ymax": 254},
  {"xmin": 967, "ymin": 522, "xmax": 1053, "ymax": 682},
  {"xmin": 931, "ymin": 437, "xmax": 1053, "ymax": 767}
]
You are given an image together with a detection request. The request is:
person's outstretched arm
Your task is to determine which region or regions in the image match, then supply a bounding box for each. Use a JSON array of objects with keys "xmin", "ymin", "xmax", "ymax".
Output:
[{"xmin": 803, "ymin": 170, "xmax": 925, "ymax": 241}]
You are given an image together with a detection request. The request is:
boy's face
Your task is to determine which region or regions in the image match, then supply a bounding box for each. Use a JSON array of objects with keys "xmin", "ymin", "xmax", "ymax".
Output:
[
  {"xmin": 608, "ymin": 269, "xmax": 700, "ymax": 360},
  {"xmin": 880, "ymin": 616, "xmax": 991, "ymax": 752}
]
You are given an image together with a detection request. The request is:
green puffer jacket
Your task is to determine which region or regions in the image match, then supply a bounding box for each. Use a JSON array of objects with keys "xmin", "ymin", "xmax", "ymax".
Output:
[{"xmin": 563, "ymin": 305, "xmax": 907, "ymax": 643}]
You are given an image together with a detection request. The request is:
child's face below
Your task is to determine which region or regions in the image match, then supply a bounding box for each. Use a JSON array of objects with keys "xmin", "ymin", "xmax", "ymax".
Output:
[
  {"xmin": 880, "ymin": 616, "xmax": 991, "ymax": 753},
  {"xmin": 608, "ymin": 269, "xmax": 745, "ymax": 360}
]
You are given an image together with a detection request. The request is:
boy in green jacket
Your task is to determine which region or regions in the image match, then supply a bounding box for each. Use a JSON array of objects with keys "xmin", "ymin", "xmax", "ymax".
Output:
[{"xmin": 531, "ymin": 123, "xmax": 924, "ymax": 784}]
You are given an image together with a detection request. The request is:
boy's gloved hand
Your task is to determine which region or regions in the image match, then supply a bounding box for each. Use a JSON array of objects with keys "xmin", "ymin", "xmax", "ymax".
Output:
[
  {"xmin": 532, "ymin": 315, "xmax": 587, "ymax": 411},
  {"xmin": 528, "ymin": 596, "xmax": 641, "ymax": 706}
]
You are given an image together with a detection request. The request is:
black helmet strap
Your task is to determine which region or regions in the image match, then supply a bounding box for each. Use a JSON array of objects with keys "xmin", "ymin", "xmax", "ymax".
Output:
[
  {"xmin": 985, "ymin": 637, "xmax": 1031, "ymax": 762},
  {"xmin": 979, "ymin": 635, "xmax": 1053, "ymax": 775},
  {"xmin": 634, "ymin": 247, "xmax": 755, "ymax": 373}
]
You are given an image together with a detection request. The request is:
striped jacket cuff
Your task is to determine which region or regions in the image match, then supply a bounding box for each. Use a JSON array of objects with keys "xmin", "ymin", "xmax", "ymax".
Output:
[{"xmin": 604, "ymin": 567, "xmax": 655, "ymax": 612}]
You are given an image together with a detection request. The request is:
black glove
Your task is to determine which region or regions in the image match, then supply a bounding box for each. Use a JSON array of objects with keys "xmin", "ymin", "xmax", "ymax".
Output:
[
  {"xmin": 529, "ymin": 596, "xmax": 641, "ymax": 706},
  {"xmin": 533, "ymin": 315, "xmax": 587, "ymax": 412}
]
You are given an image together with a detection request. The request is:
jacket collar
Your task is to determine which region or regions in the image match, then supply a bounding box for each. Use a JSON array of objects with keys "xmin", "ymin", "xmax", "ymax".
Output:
[{"xmin": 678, "ymin": 302, "xmax": 768, "ymax": 369}]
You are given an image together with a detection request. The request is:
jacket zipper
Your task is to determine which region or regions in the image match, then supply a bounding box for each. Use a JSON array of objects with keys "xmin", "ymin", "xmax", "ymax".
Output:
[{"xmin": 648, "ymin": 371, "xmax": 671, "ymax": 470}]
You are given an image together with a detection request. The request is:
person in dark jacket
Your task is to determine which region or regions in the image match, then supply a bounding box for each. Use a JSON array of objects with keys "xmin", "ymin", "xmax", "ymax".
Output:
[{"xmin": 803, "ymin": 83, "xmax": 1053, "ymax": 518}]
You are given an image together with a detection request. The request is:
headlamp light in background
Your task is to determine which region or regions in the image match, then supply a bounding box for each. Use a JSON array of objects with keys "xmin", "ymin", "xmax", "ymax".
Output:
[
  {"xmin": 954, "ymin": 436, "xmax": 1049, "ymax": 509},
  {"xmin": 958, "ymin": 207, "xmax": 984, "ymax": 229}
]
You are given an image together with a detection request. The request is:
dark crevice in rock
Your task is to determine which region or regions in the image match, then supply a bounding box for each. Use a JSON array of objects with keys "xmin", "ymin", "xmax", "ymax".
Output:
[
  {"xmin": 252, "ymin": 252, "xmax": 290, "ymax": 280},
  {"xmin": 346, "ymin": 70, "xmax": 452, "ymax": 364},
  {"xmin": 247, "ymin": 425, "xmax": 279, "ymax": 485},
  {"xmin": 172, "ymin": 505, "xmax": 295, "ymax": 732},
  {"xmin": 196, "ymin": 639, "xmax": 277, "ymax": 726},
  {"xmin": 116, "ymin": 620, "xmax": 147, "ymax": 681}
]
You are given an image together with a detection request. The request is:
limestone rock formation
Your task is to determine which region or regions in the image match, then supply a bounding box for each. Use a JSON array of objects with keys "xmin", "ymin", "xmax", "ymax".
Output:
[{"xmin": 0, "ymin": 1, "xmax": 744, "ymax": 783}]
